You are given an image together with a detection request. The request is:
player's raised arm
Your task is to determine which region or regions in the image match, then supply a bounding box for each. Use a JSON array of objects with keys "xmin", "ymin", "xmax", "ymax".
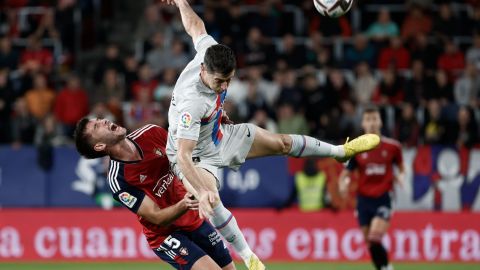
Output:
[{"xmin": 164, "ymin": 0, "xmax": 207, "ymax": 44}]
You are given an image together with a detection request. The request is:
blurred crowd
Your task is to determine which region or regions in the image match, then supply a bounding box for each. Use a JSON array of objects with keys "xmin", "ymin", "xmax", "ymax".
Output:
[{"xmin": 0, "ymin": 0, "xmax": 479, "ymax": 150}]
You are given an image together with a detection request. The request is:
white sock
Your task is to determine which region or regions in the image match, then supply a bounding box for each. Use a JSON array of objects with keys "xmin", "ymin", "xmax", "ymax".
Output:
[
  {"xmin": 289, "ymin": 134, "xmax": 345, "ymax": 158},
  {"xmin": 209, "ymin": 203, "xmax": 253, "ymax": 263}
]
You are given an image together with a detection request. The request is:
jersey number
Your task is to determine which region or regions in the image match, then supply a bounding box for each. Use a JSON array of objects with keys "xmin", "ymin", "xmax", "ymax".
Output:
[{"xmin": 163, "ymin": 236, "xmax": 181, "ymax": 249}]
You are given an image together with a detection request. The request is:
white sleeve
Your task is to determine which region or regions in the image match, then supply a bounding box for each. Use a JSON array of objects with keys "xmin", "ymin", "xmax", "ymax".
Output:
[
  {"xmin": 194, "ymin": 34, "xmax": 218, "ymax": 53},
  {"xmin": 176, "ymin": 97, "xmax": 206, "ymax": 141}
]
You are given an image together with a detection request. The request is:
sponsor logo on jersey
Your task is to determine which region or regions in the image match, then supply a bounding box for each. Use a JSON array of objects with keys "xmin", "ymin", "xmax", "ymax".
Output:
[
  {"xmin": 179, "ymin": 112, "xmax": 192, "ymax": 129},
  {"xmin": 179, "ymin": 247, "xmax": 189, "ymax": 256},
  {"xmin": 154, "ymin": 148, "xmax": 163, "ymax": 157},
  {"xmin": 153, "ymin": 173, "xmax": 175, "ymax": 198},
  {"xmin": 139, "ymin": 174, "xmax": 147, "ymax": 183},
  {"xmin": 119, "ymin": 192, "xmax": 137, "ymax": 208}
]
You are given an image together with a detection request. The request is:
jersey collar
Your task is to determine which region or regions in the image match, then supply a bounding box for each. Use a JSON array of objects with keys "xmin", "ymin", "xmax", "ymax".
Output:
[{"xmin": 110, "ymin": 137, "xmax": 144, "ymax": 164}]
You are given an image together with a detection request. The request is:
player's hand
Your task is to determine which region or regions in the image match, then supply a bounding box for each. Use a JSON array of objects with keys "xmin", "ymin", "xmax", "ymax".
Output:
[
  {"xmin": 183, "ymin": 192, "xmax": 199, "ymax": 210},
  {"xmin": 338, "ymin": 177, "xmax": 350, "ymax": 198},
  {"xmin": 221, "ymin": 114, "xmax": 234, "ymax": 125},
  {"xmin": 160, "ymin": 0, "xmax": 176, "ymax": 5},
  {"xmin": 198, "ymin": 190, "xmax": 216, "ymax": 219}
]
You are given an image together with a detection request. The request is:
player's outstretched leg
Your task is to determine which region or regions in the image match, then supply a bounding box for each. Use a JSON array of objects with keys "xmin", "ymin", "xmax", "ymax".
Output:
[
  {"xmin": 247, "ymin": 126, "xmax": 380, "ymax": 162},
  {"xmin": 193, "ymin": 168, "xmax": 265, "ymax": 270}
]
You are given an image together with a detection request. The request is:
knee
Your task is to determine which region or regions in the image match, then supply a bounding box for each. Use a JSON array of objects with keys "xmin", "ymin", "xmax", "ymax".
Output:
[
  {"xmin": 367, "ymin": 231, "xmax": 384, "ymax": 245},
  {"xmin": 278, "ymin": 134, "xmax": 291, "ymax": 155}
]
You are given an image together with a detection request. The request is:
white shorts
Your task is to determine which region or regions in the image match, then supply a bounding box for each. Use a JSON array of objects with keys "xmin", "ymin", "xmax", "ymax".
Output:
[{"xmin": 172, "ymin": 123, "xmax": 256, "ymax": 181}]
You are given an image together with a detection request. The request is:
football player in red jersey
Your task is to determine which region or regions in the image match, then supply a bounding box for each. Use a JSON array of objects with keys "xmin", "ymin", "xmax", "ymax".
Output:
[
  {"xmin": 74, "ymin": 118, "xmax": 235, "ymax": 270},
  {"xmin": 339, "ymin": 106, "xmax": 405, "ymax": 270}
]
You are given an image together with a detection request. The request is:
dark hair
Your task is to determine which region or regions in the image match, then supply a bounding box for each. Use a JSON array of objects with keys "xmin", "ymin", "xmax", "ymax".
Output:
[
  {"xmin": 74, "ymin": 117, "xmax": 107, "ymax": 159},
  {"xmin": 204, "ymin": 44, "xmax": 236, "ymax": 75},
  {"xmin": 362, "ymin": 105, "xmax": 380, "ymax": 115}
]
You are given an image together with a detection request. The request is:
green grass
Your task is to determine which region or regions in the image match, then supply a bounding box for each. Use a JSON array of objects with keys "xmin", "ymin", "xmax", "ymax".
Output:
[{"xmin": 1, "ymin": 262, "xmax": 479, "ymax": 270}]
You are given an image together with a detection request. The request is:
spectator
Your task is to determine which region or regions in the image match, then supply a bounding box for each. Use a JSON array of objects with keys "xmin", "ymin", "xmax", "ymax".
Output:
[
  {"xmin": 249, "ymin": 109, "xmax": 278, "ymax": 133},
  {"xmin": 245, "ymin": 1, "xmax": 279, "ymax": 37},
  {"xmin": 55, "ymin": 0, "xmax": 76, "ymax": 53},
  {"xmin": 238, "ymin": 78, "xmax": 271, "ymax": 121},
  {"xmin": 275, "ymin": 69, "xmax": 303, "ymax": 108},
  {"xmin": 339, "ymin": 99, "xmax": 359, "ymax": 139},
  {"xmin": 276, "ymin": 103, "xmax": 309, "ymax": 135},
  {"xmin": 366, "ymin": 8, "xmax": 399, "ymax": 42},
  {"xmin": 146, "ymin": 31, "xmax": 169, "ymax": 76},
  {"xmin": 93, "ymin": 44, "xmax": 124, "ymax": 84},
  {"xmin": 164, "ymin": 39, "xmax": 189, "ymax": 72},
  {"xmin": 11, "ymin": 97, "xmax": 36, "ymax": 146},
  {"xmin": 20, "ymin": 37, "xmax": 54, "ymax": 74},
  {"xmin": 218, "ymin": 2, "xmax": 247, "ymax": 50},
  {"xmin": 432, "ymin": 3, "xmax": 461, "ymax": 41},
  {"xmin": 245, "ymin": 65, "xmax": 279, "ymax": 107},
  {"xmin": 404, "ymin": 60, "xmax": 432, "ymax": 107},
  {"xmin": 203, "ymin": 8, "xmax": 222, "ymax": 41},
  {"xmin": 377, "ymin": 37, "xmax": 411, "ymax": 70},
  {"xmin": 352, "ymin": 62, "xmax": 377, "ymax": 106},
  {"xmin": 31, "ymin": 9, "xmax": 60, "ymax": 41},
  {"xmin": 54, "ymin": 74, "xmax": 89, "ymax": 137},
  {"xmin": 344, "ymin": 34, "xmax": 376, "ymax": 68},
  {"xmin": 444, "ymin": 106, "xmax": 479, "ymax": 148},
  {"xmin": 135, "ymin": 4, "xmax": 169, "ymax": 48},
  {"xmin": 394, "ymin": 102, "xmax": 420, "ymax": 147},
  {"xmin": 302, "ymin": 73, "xmax": 327, "ymax": 125},
  {"xmin": 93, "ymin": 68, "xmax": 125, "ymax": 105},
  {"xmin": 87, "ymin": 102, "xmax": 116, "ymax": 122},
  {"xmin": 421, "ymin": 99, "xmax": 447, "ymax": 144},
  {"xmin": 240, "ymin": 27, "xmax": 273, "ymax": 67},
  {"xmin": 0, "ymin": 36, "xmax": 20, "ymax": 70},
  {"xmin": 409, "ymin": 33, "xmax": 439, "ymax": 71},
  {"xmin": 306, "ymin": 32, "xmax": 333, "ymax": 69},
  {"xmin": 24, "ymin": 73, "xmax": 55, "ymax": 120},
  {"xmin": 131, "ymin": 64, "xmax": 158, "ymax": 102},
  {"xmin": 123, "ymin": 54, "xmax": 139, "ymax": 100},
  {"xmin": 437, "ymin": 40, "xmax": 465, "ymax": 81},
  {"xmin": 308, "ymin": 9, "xmax": 351, "ymax": 37},
  {"xmin": 277, "ymin": 33, "xmax": 306, "ymax": 69},
  {"xmin": 124, "ymin": 87, "xmax": 164, "ymax": 131},
  {"xmin": 92, "ymin": 69, "xmax": 124, "ymax": 122},
  {"xmin": 466, "ymin": 34, "xmax": 480, "ymax": 71},
  {"xmin": 454, "ymin": 63, "xmax": 480, "ymax": 107},
  {"xmin": 295, "ymin": 158, "xmax": 327, "ymax": 212},
  {"xmin": 0, "ymin": 69, "xmax": 14, "ymax": 143},
  {"xmin": 324, "ymin": 69, "xmax": 351, "ymax": 104},
  {"xmin": 34, "ymin": 114, "xmax": 61, "ymax": 171},
  {"xmin": 373, "ymin": 68, "xmax": 404, "ymax": 106},
  {"xmin": 401, "ymin": 5, "xmax": 432, "ymax": 40},
  {"xmin": 427, "ymin": 69, "xmax": 454, "ymax": 104},
  {"xmin": 154, "ymin": 68, "xmax": 177, "ymax": 102}
]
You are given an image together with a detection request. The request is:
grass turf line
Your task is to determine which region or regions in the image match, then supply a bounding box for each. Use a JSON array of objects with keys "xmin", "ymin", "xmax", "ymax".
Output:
[{"xmin": 1, "ymin": 262, "xmax": 479, "ymax": 270}]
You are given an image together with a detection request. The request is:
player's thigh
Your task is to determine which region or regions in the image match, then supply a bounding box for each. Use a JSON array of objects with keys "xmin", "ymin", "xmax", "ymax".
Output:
[
  {"xmin": 247, "ymin": 126, "xmax": 290, "ymax": 158},
  {"xmin": 191, "ymin": 255, "xmax": 222, "ymax": 270},
  {"xmin": 189, "ymin": 221, "xmax": 233, "ymax": 268},
  {"xmin": 154, "ymin": 233, "xmax": 219, "ymax": 270}
]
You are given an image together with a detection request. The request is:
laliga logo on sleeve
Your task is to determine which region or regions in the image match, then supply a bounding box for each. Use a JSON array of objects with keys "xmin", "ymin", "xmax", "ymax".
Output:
[
  {"xmin": 179, "ymin": 112, "xmax": 192, "ymax": 129},
  {"xmin": 119, "ymin": 192, "xmax": 137, "ymax": 208}
]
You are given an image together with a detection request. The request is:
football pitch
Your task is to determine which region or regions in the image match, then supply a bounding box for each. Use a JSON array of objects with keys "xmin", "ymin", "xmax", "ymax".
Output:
[{"xmin": 1, "ymin": 262, "xmax": 479, "ymax": 270}]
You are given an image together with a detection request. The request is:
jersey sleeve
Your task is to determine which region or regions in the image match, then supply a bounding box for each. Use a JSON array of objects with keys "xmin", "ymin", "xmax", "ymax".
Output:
[
  {"xmin": 108, "ymin": 161, "xmax": 145, "ymax": 213},
  {"xmin": 194, "ymin": 34, "xmax": 218, "ymax": 55},
  {"xmin": 176, "ymin": 97, "xmax": 206, "ymax": 141},
  {"xmin": 346, "ymin": 157, "xmax": 358, "ymax": 171}
]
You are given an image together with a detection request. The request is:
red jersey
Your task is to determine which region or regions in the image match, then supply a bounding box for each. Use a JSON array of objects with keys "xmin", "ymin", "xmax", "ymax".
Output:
[
  {"xmin": 107, "ymin": 124, "xmax": 203, "ymax": 248},
  {"xmin": 347, "ymin": 136, "xmax": 403, "ymax": 198}
]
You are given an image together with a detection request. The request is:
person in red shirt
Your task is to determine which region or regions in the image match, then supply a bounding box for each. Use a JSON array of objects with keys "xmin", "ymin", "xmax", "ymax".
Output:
[
  {"xmin": 73, "ymin": 120, "xmax": 235, "ymax": 270},
  {"xmin": 20, "ymin": 37, "xmax": 54, "ymax": 74},
  {"xmin": 437, "ymin": 40, "xmax": 465, "ymax": 82},
  {"xmin": 377, "ymin": 37, "xmax": 410, "ymax": 70},
  {"xmin": 54, "ymin": 74, "xmax": 89, "ymax": 137},
  {"xmin": 131, "ymin": 64, "xmax": 159, "ymax": 102},
  {"xmin": 339, "ymin": 106, "xmax": 405, "ymax": 270}
]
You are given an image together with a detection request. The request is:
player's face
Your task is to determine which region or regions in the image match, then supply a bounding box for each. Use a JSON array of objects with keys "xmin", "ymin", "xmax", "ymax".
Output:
[
  {"xmin": 362, "ymin": 112, "xmax": 382, "ymax": 135},
  {"xmin": 85, "ymin": 118, "xmax": 126, "ymax": 151},
  {"xmin": 201, "ymin": 65, "xmax": 235, "ymax": 93}
]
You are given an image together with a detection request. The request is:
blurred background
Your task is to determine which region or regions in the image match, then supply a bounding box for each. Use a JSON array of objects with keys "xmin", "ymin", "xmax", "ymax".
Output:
[{"xmin": 0, "ymin": 0, "xmax": 479, "ymax": 269}]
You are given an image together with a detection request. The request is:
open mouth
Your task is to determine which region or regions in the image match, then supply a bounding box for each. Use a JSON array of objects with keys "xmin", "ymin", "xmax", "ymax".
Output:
[{"xmin": 110, "ymin": 123, "xmax": 118, "ymax": 131}]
